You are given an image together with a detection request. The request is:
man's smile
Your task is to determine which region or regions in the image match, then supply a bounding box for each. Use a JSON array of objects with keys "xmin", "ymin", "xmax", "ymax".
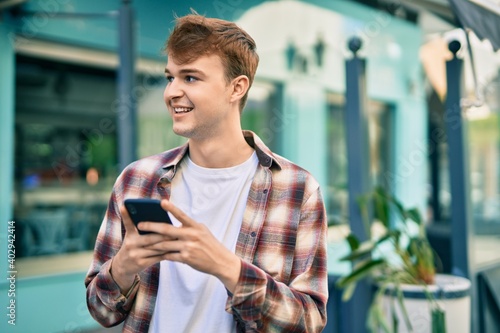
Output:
[{"xmin": 173, "ymin": 107, "xmax": 193, "ymax": 114}]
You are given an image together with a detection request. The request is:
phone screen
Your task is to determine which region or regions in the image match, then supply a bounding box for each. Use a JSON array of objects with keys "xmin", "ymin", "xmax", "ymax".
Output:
[{"xmin": 124, "ymin": 198, "xmax": 172, "ymax": 235}]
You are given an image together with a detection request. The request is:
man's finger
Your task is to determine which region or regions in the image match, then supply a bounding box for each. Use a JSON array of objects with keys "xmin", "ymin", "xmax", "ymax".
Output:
[
  {"xmin": 145, "ymin": 239, "xmax": 182, "ymax": 253},
  {"xmin": 138, "ymin": 221, "xmax": 178, "ymax": 236},
  {"xmin": 161, "ymin": 200, "xmax": 196, "ymax": 227},
  {"xmin": 120, "ymin": 205, "xmax": 139, "ymax": 235}
]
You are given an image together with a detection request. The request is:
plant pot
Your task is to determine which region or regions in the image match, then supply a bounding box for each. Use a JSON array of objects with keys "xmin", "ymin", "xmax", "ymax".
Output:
[{"xmin": 380, "ymin": 274, "xmax": 471, "ymax": 333}]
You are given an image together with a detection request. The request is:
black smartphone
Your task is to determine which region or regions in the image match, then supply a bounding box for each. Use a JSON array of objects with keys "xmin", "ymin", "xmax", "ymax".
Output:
[{"xmin": 124, "ymin": 198, "xmax": 172, "ymax": 235}]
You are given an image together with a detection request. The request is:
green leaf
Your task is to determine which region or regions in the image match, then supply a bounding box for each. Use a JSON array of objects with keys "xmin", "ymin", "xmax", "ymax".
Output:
[
  {"xmin": 356, "ymin": 194, "xmax": 373, "ymax": 236},
  {"xmin": 367, "ymin": 302, "xmax": 392, "ymax": 333},
  {"xmin": 356, "ymin": 194, "xmax": 369, "ymax": 208},
  {"xmin": 339, "ymin": 241, "xmax": 376, "ymax": 261},
  {"xmin": 346, "ymin": 233, "xmax": 360, "ymax": 251},
  {"xmin": 406, "ymin": 208, "xmax": 422, "ymax": 225},
  {"xmin": 396, "ymin": 286, "xmax": 413, "ymax": 331},
  {"xmin": 341, "ymin": 186, "xmax": 439, "ymax": 332},
  {"xmin": 375, "ymin": 230, "xmax": 400, "ymax": 246},
  {"xmin": 336, "ymin": 259, "xmax": 385, "ymax": 288},
  {"xmin": 432, "ymin": 308, "xmax": 447, "ymax": 333},
  {"xmin": 373, "ymin": 189, "xmax": 391, "ymax": 228},
  {"xmin": 374, "ymin": 185, "xmax": 389, "ymax": 198},
  {"xmin": 391, "ymin": 308, "xmax": 399, "ymax": 333},
  {"xmin": 341, "ymin": 282, "xmax": 357, "ymax": 302}
]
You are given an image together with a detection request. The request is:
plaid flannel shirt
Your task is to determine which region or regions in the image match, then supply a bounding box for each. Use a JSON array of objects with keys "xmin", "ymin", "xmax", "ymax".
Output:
[{"xmin": 85, "ymin": 131, "xmax": 328, "ymax": 332}]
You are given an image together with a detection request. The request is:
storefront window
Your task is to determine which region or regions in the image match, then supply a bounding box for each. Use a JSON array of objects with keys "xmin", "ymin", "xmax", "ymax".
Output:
[
  {"xmin": 14, "ymin": 56, "xmax": 118, "ymax": 259},
  {"xmin": 325, "ymin": 93, "xmax": 393, "ymax": 276},
  {"xmin": 468, "ymin": 75, "xmax": 500, "ymax": 267},
  {"xmin": 427, "ymin": 74, "xmax": 500, "ymax": 270},
  {"xmin": 326, "ymin": 93, "xmax": 393, "ymax": 225}
]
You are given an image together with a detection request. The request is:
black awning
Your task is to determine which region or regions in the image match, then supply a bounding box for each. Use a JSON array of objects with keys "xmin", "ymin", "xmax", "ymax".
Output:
[
  {"xmin": 448, "ymin": 0, "xmax": 500, "ymax": 51},
  {"xmin": 353, "ymin": 0, "xmax": 500, "ymax": 51}
]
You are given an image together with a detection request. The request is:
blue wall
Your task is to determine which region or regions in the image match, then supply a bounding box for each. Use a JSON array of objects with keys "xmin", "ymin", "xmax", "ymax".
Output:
[
  {"xmin": 0, "ymin": 14, "xmax": 17, "ymax": 331},
  {"xmin": 18, "ymin": 0, "xmax": 267, "ymax": 59},
  {"xmin": 0, "ymin": 272, "xmax": 97, "ymax": 333}
]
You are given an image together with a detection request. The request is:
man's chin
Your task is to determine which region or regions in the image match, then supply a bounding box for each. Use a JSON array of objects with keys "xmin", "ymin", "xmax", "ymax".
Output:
[{"xmin": 172, "ymin": 127, "xmax": 193, "ymax": 138}]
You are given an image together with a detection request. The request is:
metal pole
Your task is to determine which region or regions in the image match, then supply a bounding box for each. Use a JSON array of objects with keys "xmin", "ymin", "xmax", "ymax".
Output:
[
  {"xmin": 345, "ymin": 37, "xmax": 371, "ymax": 242},
  {"xmin": 117, "ymin": 0, "xmax": 137, "ymax": 171},
  {"xmin": 340, "ymin": 36, "xmax": 371, "ymax": 333},
  {"xmin": 444, "ymin": 40, "xmax": 472, "ymax": 280},
  {"xmin": 429, "ymin": 91, "xmax": 443, "ymax": 221}
]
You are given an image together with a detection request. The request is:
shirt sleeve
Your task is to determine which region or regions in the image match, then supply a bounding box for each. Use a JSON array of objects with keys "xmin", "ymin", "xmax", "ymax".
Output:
[
  {"xmin": 84, "ymin": 184, "xmax": 139, "ymax": 327},
  {"xmin": 226, "ymin": 186, "xmax": 328, "ymax": 332}
]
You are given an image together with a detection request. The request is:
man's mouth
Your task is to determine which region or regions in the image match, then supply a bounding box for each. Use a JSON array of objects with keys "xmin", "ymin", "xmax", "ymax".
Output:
[{"xmin": 173, "ymin": 107, "xmax": 193, "ymax": 114}]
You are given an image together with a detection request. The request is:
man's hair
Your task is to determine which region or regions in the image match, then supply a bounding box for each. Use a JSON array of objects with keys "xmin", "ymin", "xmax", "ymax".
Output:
[{"xmin": 165, "ymin": 13, "xmax": 259, "ymax": 111}]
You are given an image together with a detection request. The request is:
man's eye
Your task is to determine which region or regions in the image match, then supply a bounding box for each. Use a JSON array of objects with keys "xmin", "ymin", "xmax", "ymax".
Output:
[
  {"xmin": 166, "ymin": 76, "xmax": 174, "ymax": 83},
  {"xmin": 185, "ymin": 76, "xmax": 197, "ymax": 83}
]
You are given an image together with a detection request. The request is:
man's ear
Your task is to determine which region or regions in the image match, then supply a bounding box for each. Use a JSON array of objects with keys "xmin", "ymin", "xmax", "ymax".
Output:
[{"xmin": 230, "ymin": 75, "xmax": 250, "ymax": 104}]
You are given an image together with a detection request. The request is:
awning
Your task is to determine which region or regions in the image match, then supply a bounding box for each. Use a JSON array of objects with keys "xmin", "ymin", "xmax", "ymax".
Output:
[
  {"xmin": 357, "ymin": 0, "xmax": 500, "ymax": 51},
  {"xmin": 449, "ymin": 0, "xmax": 500, "ymax": 51}
]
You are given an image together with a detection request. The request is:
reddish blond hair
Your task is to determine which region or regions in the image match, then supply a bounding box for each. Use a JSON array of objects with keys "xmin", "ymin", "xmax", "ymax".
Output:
[{"xmin": 165, "ymin": 14, "xmax": 259, "ymax": 111}]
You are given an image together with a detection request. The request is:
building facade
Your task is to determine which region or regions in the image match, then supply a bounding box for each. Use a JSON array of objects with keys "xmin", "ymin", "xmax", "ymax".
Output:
[{"xmin": 0, "ymin": 0, "xmax": 498, "ymax": 332}]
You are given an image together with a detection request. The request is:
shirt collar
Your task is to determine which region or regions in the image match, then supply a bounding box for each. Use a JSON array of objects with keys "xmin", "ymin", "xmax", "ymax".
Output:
[
  {"xmin": 242, "ymin": 130, "xmax": 282, "ymax": 169},
  {"xmin": 160, "ymin": 131, "xmax": 281, "ymax": 180}
]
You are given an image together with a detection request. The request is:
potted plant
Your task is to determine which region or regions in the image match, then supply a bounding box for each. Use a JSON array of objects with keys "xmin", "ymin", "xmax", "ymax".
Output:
[{"xmin": 335, "ymin": 186, "xmax": 471, "ymax": 333}]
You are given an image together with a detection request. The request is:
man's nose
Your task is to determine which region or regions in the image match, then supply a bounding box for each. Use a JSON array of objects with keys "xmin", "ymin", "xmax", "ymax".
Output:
[{"xmin": 164, "ymin": 79, "xmax": 183, "ymax": 100}]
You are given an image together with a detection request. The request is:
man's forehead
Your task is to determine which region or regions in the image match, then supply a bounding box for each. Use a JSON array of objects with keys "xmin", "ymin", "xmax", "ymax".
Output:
[{"xmin": 165, "ymin": 53, "xmax": 222, "ymax": 71}]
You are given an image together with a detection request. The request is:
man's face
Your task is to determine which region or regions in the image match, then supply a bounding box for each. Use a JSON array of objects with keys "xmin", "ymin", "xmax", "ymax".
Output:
[{"xmin": 163, "ymin": 54, "xmax": 234, "ymax": 140}]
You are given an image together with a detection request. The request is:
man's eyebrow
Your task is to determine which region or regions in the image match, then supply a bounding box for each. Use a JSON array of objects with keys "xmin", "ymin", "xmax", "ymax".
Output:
[{"xmin": 164, "ymin": 67, "xmax": 206, "ymax": 76}]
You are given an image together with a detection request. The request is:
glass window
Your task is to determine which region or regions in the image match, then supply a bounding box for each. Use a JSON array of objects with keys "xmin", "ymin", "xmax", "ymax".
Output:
[
  {"xmin": 468, "ymin": 74, "xmax": 500, "ymax": 268},
  {"xmin": 427, "ymin": 74, "xmax": 500, "ymax": 270},
  {"xmin": 14, "ymin": 56, "xmax": 118, "ymax": 260},
  {"xmin": 326, "ymin": 93, "xmax": 394, "ymax": 275},
  {"xmin": 326, "ymin": 93, "xmax": 394, "ymax": 225},
  {"xmin": 326, "ymin": 94, "xmax": 348, "ymax": 224}
]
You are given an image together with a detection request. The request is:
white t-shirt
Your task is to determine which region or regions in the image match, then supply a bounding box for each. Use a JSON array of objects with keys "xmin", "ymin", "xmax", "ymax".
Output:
[{"xmin": 148, "ymin": 152, "xmax": 259, "ymax": 333}]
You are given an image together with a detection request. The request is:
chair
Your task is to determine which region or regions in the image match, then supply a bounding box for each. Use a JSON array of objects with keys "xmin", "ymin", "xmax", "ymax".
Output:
[{"xmin": 24, "ymin": 209, "xmax": 69, "ymax": 256}]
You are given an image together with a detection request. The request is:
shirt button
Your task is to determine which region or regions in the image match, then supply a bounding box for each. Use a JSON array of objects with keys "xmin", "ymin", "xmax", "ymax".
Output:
[
  {"xmin": 263, "ymin": 189, "xmax": 268, "ymax": 194},
  {"xmin": 251, "ymin": 231, "xmax": 257, "ymax": 237}
]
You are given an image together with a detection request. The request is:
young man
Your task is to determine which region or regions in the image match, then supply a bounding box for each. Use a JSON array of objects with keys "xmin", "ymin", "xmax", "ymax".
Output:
[{"xmin": 85, "ymin": 14, "xmax": 328, "ymax": 333}]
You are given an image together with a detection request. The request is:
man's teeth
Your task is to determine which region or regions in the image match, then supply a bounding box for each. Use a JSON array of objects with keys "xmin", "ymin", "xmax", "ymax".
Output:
[{"xmin": 174, "ymin": 107, "xmax": 192, "ymax": 113}]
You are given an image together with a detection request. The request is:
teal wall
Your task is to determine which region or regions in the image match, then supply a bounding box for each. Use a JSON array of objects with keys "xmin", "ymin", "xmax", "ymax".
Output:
[
  {"xmin": 19, "ymin": 0, "xmax": 267, "ymax": 59},
  {"xmin": 282, "ymin": 81, "xmax": 328, "ymax": 190},
  {"xmin": 0, "ymin": 11, "xmax": 14, "ymax": 294},
  {"xmin": 331, "ymin": 0, "xmax": 428, "ymax": 213},
  {"xmin": 0, "ymin": 272, "xmax": 98, "ymax": 333}
]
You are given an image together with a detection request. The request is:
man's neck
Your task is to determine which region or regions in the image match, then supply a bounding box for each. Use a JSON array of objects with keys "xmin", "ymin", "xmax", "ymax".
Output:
[{"xmin": 188, "ymin": 131, "xmax": 254, "ymax": 168}]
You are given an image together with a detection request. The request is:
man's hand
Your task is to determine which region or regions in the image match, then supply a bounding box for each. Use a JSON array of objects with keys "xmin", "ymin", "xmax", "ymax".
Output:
[
  {"xmin": 111, "ymin": 205, "xmax": 174, "ymax": 294},
  {"xmin": 139, "ymin": 200, "xmax": 242, "ymax": 293}
]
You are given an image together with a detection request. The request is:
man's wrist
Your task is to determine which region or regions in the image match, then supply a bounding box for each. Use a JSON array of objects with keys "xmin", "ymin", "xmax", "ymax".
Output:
[
  {"xmin": 110, "ymin": 257, "xmax": 137, "ymax": 295},
  {"xmin": 217, "ymin": 254, "xmax": 242, "ymax": 294}
]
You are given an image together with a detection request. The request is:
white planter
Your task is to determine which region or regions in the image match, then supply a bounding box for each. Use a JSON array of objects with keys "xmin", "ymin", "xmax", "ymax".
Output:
[{"xmin": 380, "ymin": 274, "xmax": 471, "ymax": 333}]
